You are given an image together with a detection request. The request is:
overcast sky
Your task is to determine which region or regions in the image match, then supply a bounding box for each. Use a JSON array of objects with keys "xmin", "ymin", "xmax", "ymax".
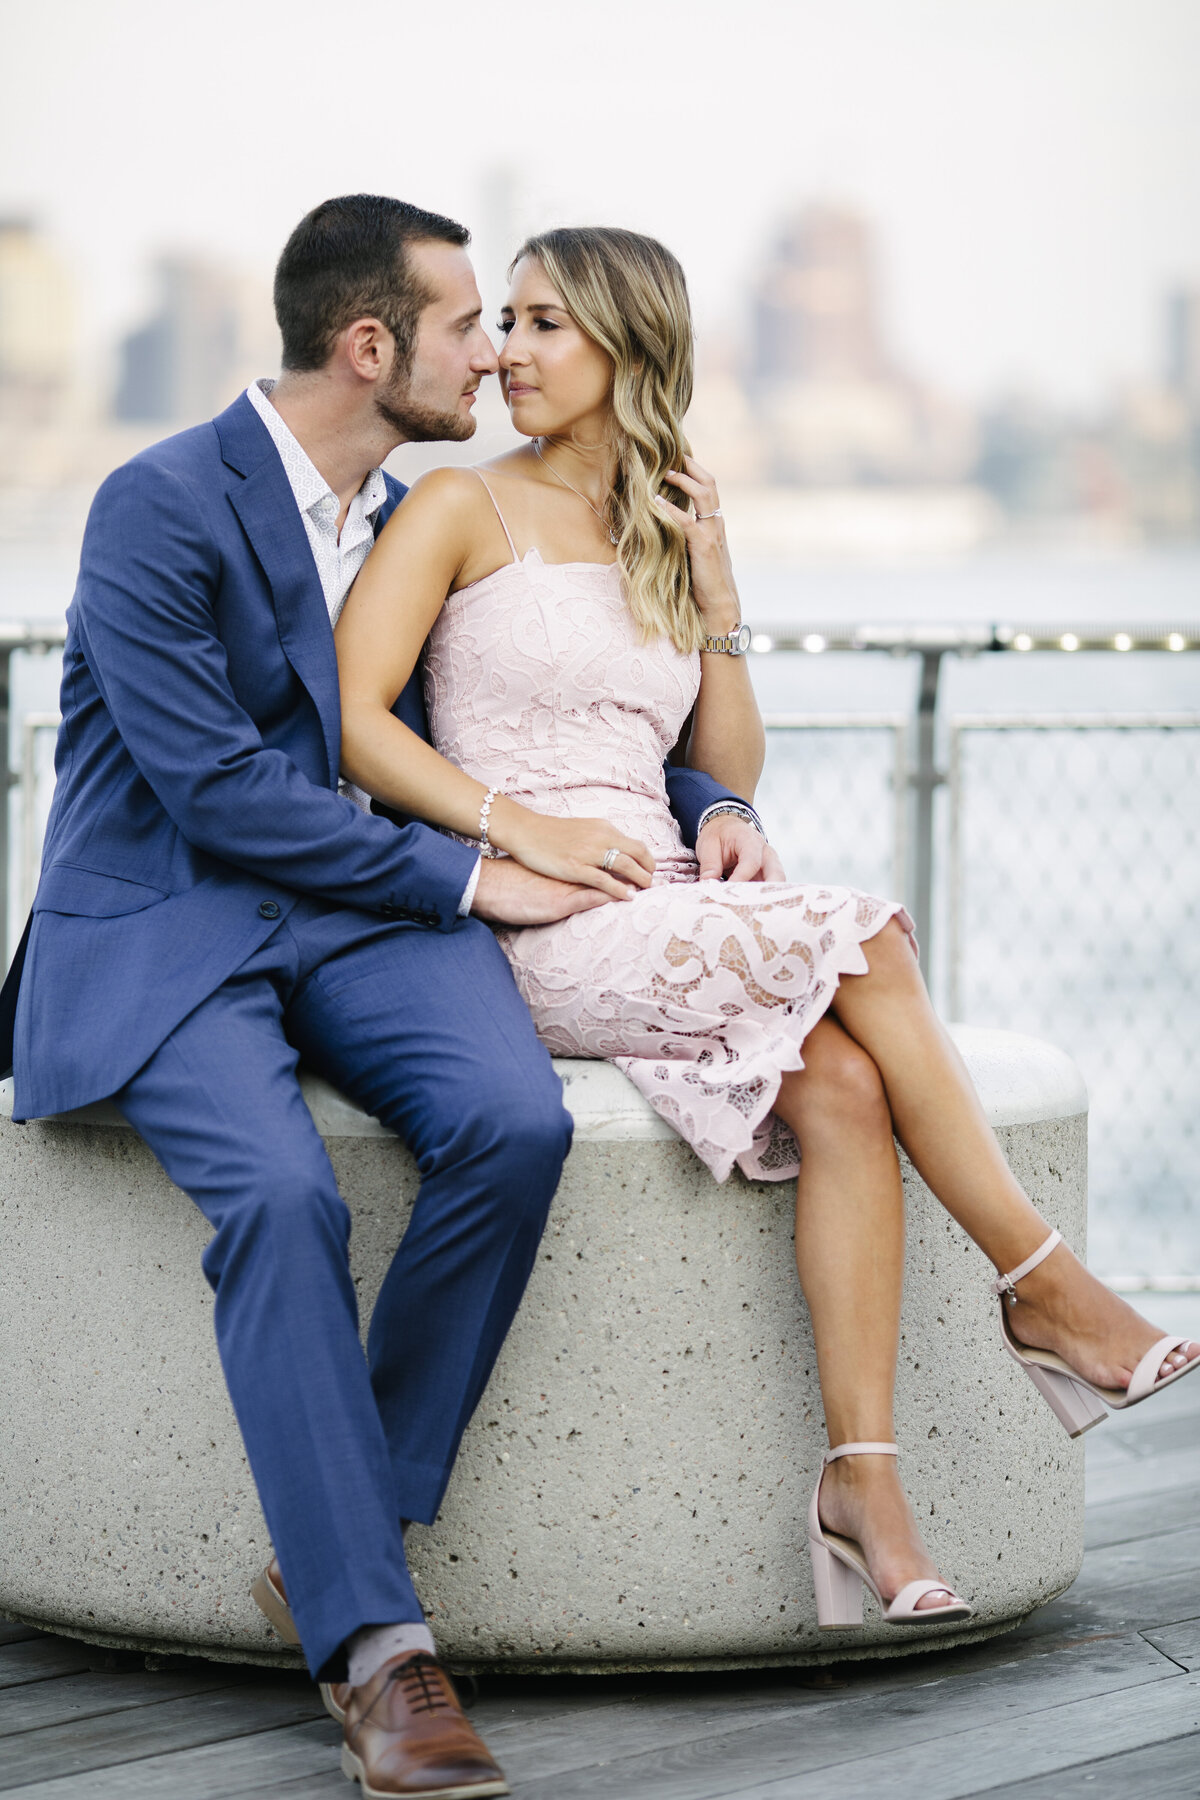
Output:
[{"xmin": 3, "ymin": 0, "xmax": 1199, "ymax": 407}]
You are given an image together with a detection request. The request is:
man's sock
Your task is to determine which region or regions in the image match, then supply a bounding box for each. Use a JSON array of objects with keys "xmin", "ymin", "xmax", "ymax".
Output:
[{"xmin": 345, "ymin": 1620, "xmax": 437, "ymax": 1688}]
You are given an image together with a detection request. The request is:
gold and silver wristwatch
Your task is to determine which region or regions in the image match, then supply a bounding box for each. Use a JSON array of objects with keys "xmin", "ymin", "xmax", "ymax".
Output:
[{"xmin": 702, "ymin": 623, "xmax": 752, "ymax": 656}]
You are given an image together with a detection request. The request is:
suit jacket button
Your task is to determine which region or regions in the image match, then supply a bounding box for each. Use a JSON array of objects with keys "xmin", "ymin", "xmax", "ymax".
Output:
[{"xmin": 258, "ymin": 900, "xmax": 281, "ymax": 920}]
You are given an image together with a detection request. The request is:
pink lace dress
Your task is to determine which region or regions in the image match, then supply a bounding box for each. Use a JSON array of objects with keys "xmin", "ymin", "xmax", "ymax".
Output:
[{"xmin": 422, "ymin": 482, "xmax": 907, "ymax": 1182}]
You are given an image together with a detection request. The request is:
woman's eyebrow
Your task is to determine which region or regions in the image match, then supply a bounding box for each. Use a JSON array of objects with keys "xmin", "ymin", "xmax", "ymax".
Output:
[{"xmin": 500, "ymin": 300, "xmax": 569, "ymax": 318}]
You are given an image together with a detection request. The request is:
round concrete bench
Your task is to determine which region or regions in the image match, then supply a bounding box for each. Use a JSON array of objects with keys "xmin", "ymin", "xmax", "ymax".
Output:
[{"xmin": 0, "ymin": 1026, "xmax": 1087, "ymax": 1673}]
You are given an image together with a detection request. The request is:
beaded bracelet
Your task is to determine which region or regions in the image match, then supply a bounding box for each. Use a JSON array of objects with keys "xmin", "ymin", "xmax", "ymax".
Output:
[{"xmin": 479, "ymin": 786, "xmax": 501, "ymax": 858}]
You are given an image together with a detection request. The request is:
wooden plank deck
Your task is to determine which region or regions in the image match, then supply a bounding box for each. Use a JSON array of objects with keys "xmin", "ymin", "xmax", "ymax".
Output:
[{"xmin": 2, "ymin": 1294, "xmax": 1197, "ymax": 1799}]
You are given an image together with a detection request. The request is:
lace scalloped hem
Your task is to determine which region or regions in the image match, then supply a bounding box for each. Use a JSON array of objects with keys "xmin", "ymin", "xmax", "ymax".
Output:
[
  {"xmin": 613, "ymin": 900, "xmax": 905, "ymax": 1183},
  {"xmin": 501, "ymin": 881, "xmax": 911, "ymax": 1187}
]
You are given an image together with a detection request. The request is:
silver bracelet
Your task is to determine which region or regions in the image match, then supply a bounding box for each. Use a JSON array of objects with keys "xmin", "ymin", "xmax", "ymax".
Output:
[
  {"xmin": 478, "ymin": 786, "xmax": 501, "ymax": 858},
  {"xmin": 699, "ymin": 802, "xmax": 765, "ymax": 838}
]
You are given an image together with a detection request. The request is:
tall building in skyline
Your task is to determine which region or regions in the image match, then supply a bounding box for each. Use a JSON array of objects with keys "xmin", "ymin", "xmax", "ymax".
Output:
[
  {"xmin": 751, "ymin": 204, "xmax": 886, "ymax": 385},
  {"xmin": 113, "ymin": 256, "xmax": 277, "ymax": 424},
  {"xmin": 0, "ymin": 218, "xmax": 76, "ymax": 426},
  {"xmin": 743, "ymin": 203, "xmax": 974, "ymax": 486}
]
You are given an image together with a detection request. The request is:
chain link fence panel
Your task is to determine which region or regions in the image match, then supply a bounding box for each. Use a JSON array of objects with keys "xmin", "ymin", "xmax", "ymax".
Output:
[
  {"xmin": 759, "ymin": 717, "xmax": 907, "ymax": 901},
  {"xmin": 949, "ymin": 716, "xmax": 1200, "ymax": 1280}
]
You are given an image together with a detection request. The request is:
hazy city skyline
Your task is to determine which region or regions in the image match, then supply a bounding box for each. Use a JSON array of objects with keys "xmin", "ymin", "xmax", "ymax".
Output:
[
  {"xmin": 3, "ymin": 0, "xmax": 1199, "ymax": 409},
  {"xmin": 5, "ymin": 194, "xmax": 1197, "ymax": 560}
]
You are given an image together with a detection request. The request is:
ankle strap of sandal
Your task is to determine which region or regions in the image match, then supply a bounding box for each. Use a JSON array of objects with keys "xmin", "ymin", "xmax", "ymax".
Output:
[
  {"xmin": 992, "ymin": 1228, "xmax": 1062, "ymax": 1302},
  {"xmin": 824, "ymin": 1442, "xmax": 899, "ymax": 1464}
]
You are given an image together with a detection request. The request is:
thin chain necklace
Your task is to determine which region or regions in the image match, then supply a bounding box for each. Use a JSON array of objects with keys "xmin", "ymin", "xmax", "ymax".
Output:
[{"xmin": 533, "ymin": 439, "xmax": 618, "ymax": 546}]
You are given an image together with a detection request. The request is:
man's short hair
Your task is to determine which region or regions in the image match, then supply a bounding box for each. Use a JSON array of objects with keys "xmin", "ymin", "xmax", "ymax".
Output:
[{"xmin": 274, "ymin": 194, "xmax": 470, "ymax": 375}]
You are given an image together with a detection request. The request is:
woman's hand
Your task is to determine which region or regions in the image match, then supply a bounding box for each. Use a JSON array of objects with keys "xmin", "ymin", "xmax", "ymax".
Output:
[
  {"xmin": 655, "ymin": 452, "xmax": 765, "ymax": 801},
  {"xmin": 491, "ymin": 798, "xmax": 656, "ymax": 899},
  {"xmin": 653, "ymin": 455, "xmax": 740, "ymax": 630}
]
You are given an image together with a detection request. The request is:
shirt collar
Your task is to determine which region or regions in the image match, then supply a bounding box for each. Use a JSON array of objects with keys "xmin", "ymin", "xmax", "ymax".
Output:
[
  {"xmin": 246, "ymin": 378, "xmax": 387, "ymax": 530},
  {"xmin": 355, "ymin": 465, "xmax": 389, "ymax": 524}
]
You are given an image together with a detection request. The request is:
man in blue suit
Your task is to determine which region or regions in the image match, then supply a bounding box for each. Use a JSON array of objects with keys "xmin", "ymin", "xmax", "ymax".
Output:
[{"xmin": 1, "ymin": 195, "xmax": 771, "ymax": 1797}]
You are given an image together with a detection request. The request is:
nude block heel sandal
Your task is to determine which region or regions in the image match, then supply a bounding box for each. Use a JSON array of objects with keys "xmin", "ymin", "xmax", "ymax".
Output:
[
  {"xmin": 995, "ymin": 1228, "xmax": 1200, "ymax": 1437},
  {"xmin": 807, "ymin": 1443, "xmax": 972, "ymax": 1631},
  {"xmin": 250, "ymin": 1564, "xmax": 301, "ymax": 1647}
]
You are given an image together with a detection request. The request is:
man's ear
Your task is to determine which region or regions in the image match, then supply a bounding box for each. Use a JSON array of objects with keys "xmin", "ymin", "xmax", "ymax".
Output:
[{"xmin": 342, "ymin": 317, "xmax": 393, "ymax": 385}]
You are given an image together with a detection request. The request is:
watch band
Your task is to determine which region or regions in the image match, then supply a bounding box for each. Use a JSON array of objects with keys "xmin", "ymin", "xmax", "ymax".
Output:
[
  {"xmin": 698, "ymin": 802, "xmax": 765, "ymax": 838},
  {"xmin": 702, "ymin": 623, "xmax": 751, "ymax": 656}
]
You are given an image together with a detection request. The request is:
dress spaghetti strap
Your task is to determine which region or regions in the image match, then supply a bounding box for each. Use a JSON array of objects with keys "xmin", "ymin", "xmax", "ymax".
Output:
[{"xmin": 472, "ymin": 470, "xmax": 520, "ymax": 566}]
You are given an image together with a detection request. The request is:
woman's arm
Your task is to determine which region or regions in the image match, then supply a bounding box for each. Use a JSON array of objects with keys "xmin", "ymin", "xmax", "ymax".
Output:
[
  {"xmin": 335, "ymin": 469, "xmax": 654, "ymax": 898},
  {"xmin": 653, "ymin": 457, "xmax": 765, "ymax": 801}
]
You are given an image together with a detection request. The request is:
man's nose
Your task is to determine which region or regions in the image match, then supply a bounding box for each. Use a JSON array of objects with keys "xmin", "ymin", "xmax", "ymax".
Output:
[{"xmin": 473, "ymin": 330, "xmax": 501, "ymax": 374}]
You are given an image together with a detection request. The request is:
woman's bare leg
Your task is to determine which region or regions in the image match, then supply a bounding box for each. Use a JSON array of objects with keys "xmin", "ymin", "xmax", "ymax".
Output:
[
  {"xmin": 774, "ymin": 1017, "xmax": 958, "ymax": 1611},
  {"xmin": 829, "ymin": 919, "xmax": 1198, "ymax": 1388}
]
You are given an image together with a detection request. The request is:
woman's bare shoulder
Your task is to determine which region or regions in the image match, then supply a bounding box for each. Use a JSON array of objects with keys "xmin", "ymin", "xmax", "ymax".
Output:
[
  {"xmin": 390, "ymin": 459, "xmax": 535, "ymax": 524},
  {"xmin": 397, "ymin": 465, "xmax": 493, "ymax": 514},
  {"xmin": 475, "ymin": 448, "xmax": 541, "ymax": 484},
  {"xmin": 370, "ymin": 466, "xmax": 492, "ymax": 556}
]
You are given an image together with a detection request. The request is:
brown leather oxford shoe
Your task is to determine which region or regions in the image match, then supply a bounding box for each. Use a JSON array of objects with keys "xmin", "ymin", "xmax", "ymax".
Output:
[
  {"xmin": 250, "ymin": 1557, "xmax": 352, "ymax": 1724},
  {"xmin": 341, "ymin": 1650, "xmax": 508, "ymax": 1798}
]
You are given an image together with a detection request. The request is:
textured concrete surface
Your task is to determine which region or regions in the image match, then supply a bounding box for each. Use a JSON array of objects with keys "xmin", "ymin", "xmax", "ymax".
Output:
[{"xmin": 0, "ymin": 1027, "xmax": 1089, "ymax": 1672}]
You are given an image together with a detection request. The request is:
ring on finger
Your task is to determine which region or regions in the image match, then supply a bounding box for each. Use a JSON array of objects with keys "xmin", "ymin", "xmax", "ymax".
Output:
[
  {"xmin": 601, "ymin": 847, "xmax": 621, "ymax": 872},
  {"xmin": 694, "ymin": 508, "xmax": 722, "ymax": 521}
]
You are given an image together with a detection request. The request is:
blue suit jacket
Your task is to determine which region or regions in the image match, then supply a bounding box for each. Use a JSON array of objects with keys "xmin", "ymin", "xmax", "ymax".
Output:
[{"xmin": 1, "ymin": 394, "xmax": 741, "ymax": 1120}]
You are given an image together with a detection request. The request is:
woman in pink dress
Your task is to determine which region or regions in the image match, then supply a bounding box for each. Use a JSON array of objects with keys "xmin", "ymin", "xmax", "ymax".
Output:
[{"xmin": 336, "ymin": 227, "xmax": 1198, "ymax": 1630}]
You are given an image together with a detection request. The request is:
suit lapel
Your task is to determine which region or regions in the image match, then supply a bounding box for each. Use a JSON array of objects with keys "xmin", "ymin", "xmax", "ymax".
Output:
[
  {"xmin": 216, "ymin": 395, "xmax": 415, "ymax": 785},
  {"xmin": 229, "ymin": 463, "xmax": 341, "ymax": 787}
]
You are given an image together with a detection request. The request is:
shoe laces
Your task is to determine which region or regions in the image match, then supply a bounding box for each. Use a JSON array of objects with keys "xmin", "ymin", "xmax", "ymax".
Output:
[{"xmin": 389, "ymin": 1652, "xmax": 453, "ymax": 1715}]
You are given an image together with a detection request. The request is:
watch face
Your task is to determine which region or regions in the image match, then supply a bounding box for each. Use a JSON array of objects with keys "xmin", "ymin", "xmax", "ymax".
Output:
[{"xmin": 733, "ymin": 623, "xmax": 752, "ymax": 655}]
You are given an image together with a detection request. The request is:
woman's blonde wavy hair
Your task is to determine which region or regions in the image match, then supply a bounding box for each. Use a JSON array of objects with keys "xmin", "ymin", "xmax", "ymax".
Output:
[{"xmin": 511, "ymin": 227, "xmax": 702, "ymax": 653}]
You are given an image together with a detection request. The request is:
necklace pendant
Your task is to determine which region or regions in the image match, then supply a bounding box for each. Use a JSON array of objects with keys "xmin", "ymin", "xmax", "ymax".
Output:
[{"xmin": 608, "ymin": 529, "xmax": 619, "ymax": 546}]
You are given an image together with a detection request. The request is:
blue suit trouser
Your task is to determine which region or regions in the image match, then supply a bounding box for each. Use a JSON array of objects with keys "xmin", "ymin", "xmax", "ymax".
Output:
[{"xmin": 113, "ymin": 897, "xmax": 571, "ymax": 1680}]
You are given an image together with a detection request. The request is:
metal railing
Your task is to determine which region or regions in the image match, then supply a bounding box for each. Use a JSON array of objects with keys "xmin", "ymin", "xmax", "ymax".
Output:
[
  {"xmin": 0, "ymin": 624, "xmax": 67, "ymax": 957},
  {"xmin": 4, "ymin": 619, "xmax": 1198, "ymax": 1280},
  {"xmin": 20, "ymin": 712, "xmax": 60, "ymax": 922},
  {"xmin": 752, "ymin": 621, "xmax": 1200, "ymax": 976}
]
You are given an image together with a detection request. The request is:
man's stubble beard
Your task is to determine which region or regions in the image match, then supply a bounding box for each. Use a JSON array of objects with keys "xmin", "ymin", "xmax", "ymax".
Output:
[{"xmin": 374, "ymin": 369, "xmax": 476, "ymax": 445}]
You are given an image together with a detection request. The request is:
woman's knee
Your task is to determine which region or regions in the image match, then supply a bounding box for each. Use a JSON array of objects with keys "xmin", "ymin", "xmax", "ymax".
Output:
[
  {"xmin": 792, "ymin": 1023, "xmax": 891, "ymax": 1134},
  {"xmin": 863, "ymin": 915, "xmax": 923, "ymax": 985}
]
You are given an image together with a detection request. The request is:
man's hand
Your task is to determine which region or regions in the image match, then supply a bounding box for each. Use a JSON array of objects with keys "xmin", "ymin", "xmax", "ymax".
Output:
[
  {"xmin": 696, "ymin": 816, "xmax": 786, "ymax": 883},
  {"xmin": 469, "ymin": 857, "xmax": 615, "ymax": 927}
]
